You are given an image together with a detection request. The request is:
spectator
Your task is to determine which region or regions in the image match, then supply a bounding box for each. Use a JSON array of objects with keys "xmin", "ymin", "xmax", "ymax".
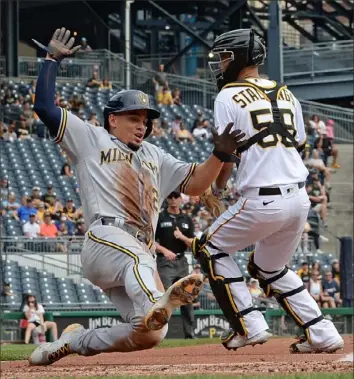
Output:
[
  {"xmin": 192, "ymin": 111, "xmax": 204, "ymax": 131},
  {"xmin": 36, "ymin": 202, "xmax": 46, "ymax": 222},
  {"xmin": 21, "ymin": 101, "xmax": 35, "ymax": 129},
  {"xmin": 157, "ymin": 86, "xmax": 173, "ymax": 105},
  {"xmin": 305, "ymin": 150, "xmax": 331, "ymax": 188},
  {"xmin": 150, "ymin": 119, "xmax": 165, "ymax": 137},
  {"xmin": 69, "ymin": 94, "xmax": 85, "ymax": 113},
  {"xmin": 0, "ymin": 178, "xmax": 9, "ymax": 200},
  {"xmin": 171, "ymin": 115, "xmax": 182, "ymax": 134},
  {"xmin": 23, "ymin": 213, "xmax": 40, "ymax": 238},
  {"xmin": 306, "ymin": 181, "xmax": 328, "ymax": 227},
  {"xmin": 192, "ymin": 120, "xmax": 209, "ymax": 140},
  {"xmin": 31, "ymin": 187, "xmax": 42, "ymax": 207},
  {"xmin": 57, "ymin": 217, "xmax": 69, "ymax": 237},
  {"xmin": 326, "ymin": 119, "xmax": 335, "ymax": 142},
  {"xmin": 1, "ymin": 282, "xmax": 14, "ymax": 308},
  {"xmin": 55, "ymin": 214, "xmax": 74, "ymax": 235},
  {"xmin": 22, "ymin": 294, "xmax": 58, "ymax": 344},
  {"xmin": 41, "ymin": 185, "xmax": 56, "ymax": 205},
  {"xmin": 88, "ymin": 112, "xmax": 101, "ymax": 127},
  {"xmin": 3, "ymin": 122, "xmax": 17, "ymax": 142},
  {"xmin": 297, "ymin": 262, "xmax": 310, "ymax": 286},
  {"xmin": 322, "ymin": 272, "xmax": 340, "ymax": 308},
  {"xmin": 312, "ymin": 261, "xmax": 322, "ymax": 275},
  {"xmin": 18, "ymin": 198, "xmax": 38, "ymax": 223},
  {"xmin": 172, "ymin": 88, "xmax": 182, "ymax": 106},
  {"xmin": 63, "ymin": 199, "xmax": 78, "ymax": 221},
  {"xmin": 248, "ymin": 279, "xmax": 264, "ymax": 300},
  {"xmin": 153, "ymin": 64, "xmax": 168, "ymax": 91},
  {"xmin": 100, "ymin": 79, "xmax": 112, "ymax": 90},
  {"xmin": 86, "ymin": 71, "xmax": 101, "ymax": 88},
  {"xmin": 79, "ymin": 37, "xmax": 92, "ymax": 52},
  {"xmin": 309, "ymin": 115, "xmax": 326, "ymax": 136},
  {"xmin": 58, "ymin": 97, "xmax": 69, "ymax": 109},
  {"xmin": 308, "ymin": 271, "xmax": 323, "ymax": 307},
  {"xmin": 60, "ymin": 162, "xmax": 73, "ymax": 177},
  {"xmin": 47, "ymin": 198, "xmax": 63, "ymax": 220},
  {"xmin": 1, "ymin": 88, "xmax": 16, "ymax": 105},
  {"xmin": 331, "ymin": 259, "xmax": 340, "ymax": 285},
  {"xmin": 315, "ymin": 130, "xmax": 340, "ymax": 169},
  {"xmin": 175, "ymin": 122, "xmax": 194, "ymax": 143},
  {"xmin": 75, "ymin": 218, "xmax": 86, "ymax": 236},
  {"xmin": 1, "ymin": 192, "xmax": 20, "ymax": 220},
  {"xmin": 40, "ymin": 213, "xmax": 58, "ymax": 237}
]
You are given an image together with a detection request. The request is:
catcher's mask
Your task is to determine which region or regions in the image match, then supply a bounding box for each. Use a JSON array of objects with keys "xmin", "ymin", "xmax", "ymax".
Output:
[
  {"xmin": 103, "ymin": 90, "xmax": 160, "ymax": 139},
  {"xmin": 208, "ymin": 29, "xmax": 266, "ymax": 91}
]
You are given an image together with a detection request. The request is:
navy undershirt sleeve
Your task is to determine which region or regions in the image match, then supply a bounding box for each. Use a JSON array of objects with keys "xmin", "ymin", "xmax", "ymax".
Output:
[{"xmin": 33, "ymin": 60, "xmax": 62, "ymax": 137}]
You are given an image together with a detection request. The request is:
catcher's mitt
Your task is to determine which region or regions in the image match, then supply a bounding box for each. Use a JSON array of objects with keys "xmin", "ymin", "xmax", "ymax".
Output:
[{"xmin": 200, "ymin": 186, "xmax": 227, "ymax": 218}]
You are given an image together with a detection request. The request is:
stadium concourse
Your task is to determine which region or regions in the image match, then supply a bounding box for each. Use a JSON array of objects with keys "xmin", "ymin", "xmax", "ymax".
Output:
[{"xmin": 0, "ymin": 79, "xmax": 344, "ymax": 316}]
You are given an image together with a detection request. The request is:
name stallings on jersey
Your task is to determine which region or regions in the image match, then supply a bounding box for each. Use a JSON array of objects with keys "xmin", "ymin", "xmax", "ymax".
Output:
[{"xmin": 214, "ymin": 78, "xmax": 308, "ymax": 190}]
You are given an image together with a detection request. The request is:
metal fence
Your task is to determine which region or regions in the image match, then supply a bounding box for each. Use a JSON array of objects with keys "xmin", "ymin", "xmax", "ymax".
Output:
[
  {"xmin": 0, "ymin": 56, "xmax": 6, "ymax": 77},
  {"xmin": 16, "ymin": 50, "xmax": 125, "ymax": 84},
  {"xmin": 283, "ymin": 40, "xmax": 354, "ymax": 81},
  {"xmin": 301, "ymin": 100, "xmax": 354, "ymax": 143}
]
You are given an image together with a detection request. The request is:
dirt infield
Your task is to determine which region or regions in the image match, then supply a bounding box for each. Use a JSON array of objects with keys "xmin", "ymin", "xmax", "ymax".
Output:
[{"xmin": 1, "ymin": 336, "xmax": 353, "ymax": 378}]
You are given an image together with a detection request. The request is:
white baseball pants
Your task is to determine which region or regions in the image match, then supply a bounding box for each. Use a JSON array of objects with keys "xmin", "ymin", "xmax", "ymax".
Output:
[{"xmin": 206, "ymin": 185, "xmax": 342, "ymax": 345}]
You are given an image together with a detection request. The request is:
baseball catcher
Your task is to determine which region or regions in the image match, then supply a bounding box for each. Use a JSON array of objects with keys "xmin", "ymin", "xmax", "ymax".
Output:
[{"xmin": 192, "ymin": 29, "xmax": 343, "ymax": 354}]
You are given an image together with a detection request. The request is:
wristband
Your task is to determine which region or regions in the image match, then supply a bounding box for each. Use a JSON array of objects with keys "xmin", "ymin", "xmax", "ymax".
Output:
[{"xmin": 212, "ymin": 149, "xmax": 232, "ymax": 162}]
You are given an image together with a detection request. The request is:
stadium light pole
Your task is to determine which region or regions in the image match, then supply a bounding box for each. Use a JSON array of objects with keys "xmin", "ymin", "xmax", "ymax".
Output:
[{"xmin": 125, "ymin": 0, "xmax": 134, "ymax": 90}]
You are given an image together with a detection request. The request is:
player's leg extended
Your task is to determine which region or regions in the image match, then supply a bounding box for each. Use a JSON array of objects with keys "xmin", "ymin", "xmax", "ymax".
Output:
[
  {"xmin": 248, "ymin": 189, "xmax": 343, "ymax": 353},
  {"xmin": 192, "ymin": 198, "xmax": 272, "ymax": 350}
]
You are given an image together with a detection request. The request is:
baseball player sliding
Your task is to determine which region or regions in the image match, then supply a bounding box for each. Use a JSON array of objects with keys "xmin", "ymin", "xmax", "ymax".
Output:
[
  {"xmin": 29, "ymin": 28, "xmax": 246, "ymax": 366},
  {"xmin": 192, "ymin": 29, "xmax": 344, "ymax": 353}
]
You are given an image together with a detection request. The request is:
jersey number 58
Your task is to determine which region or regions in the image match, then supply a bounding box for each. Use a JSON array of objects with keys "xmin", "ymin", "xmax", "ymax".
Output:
[{"xmin": 250, "ymin": 108, "xmax": 297, "ymax": 149}]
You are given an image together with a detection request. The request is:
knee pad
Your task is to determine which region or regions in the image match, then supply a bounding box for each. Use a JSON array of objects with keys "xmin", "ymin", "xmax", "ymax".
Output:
[
  {"xmin": 247, "ymin": 252, "xmax": 324, "ymax": 343},
  {"xmin": 194, "ymin": 242, "xmax": 254, "ymax": 337}
]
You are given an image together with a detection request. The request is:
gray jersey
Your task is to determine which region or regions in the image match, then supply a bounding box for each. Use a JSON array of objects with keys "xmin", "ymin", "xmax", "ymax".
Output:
[{"xmin": 54, "ymin": 109, "xmax": 197, "ymax": 240}]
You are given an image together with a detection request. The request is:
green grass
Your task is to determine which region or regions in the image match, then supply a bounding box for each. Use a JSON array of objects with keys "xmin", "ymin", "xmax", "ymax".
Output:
[
  {"xmin": 23, "ymin": 374, "xmax": 354, "ymax": 379},
  {"xmin": 0, "ymin": 338, "xmax": 220, "ymax": 361}
]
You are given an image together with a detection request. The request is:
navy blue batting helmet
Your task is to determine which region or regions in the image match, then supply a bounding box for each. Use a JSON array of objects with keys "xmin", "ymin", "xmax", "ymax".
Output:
[{"xmin": 103, "ymin": 90, "xmax": 160, "ymax": 138}]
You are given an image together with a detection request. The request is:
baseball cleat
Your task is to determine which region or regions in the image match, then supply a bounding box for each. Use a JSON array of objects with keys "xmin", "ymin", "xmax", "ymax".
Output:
[
  {"xmin": 290, "ymin": 336, "xmax": 344, "ymax": 354},
  {"xmin": 28, "ymin": 323, "xmax": 84, "ymax": 366},
  {"xmin": 221, "ymin": 328, "xmax": 271, "ymax": 351},
  {"xmin": 145, "ymin": 273, "xmax": 204, "ymax": 331}
]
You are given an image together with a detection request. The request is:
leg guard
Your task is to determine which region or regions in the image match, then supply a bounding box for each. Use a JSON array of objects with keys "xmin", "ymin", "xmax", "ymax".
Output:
[
  {"xmin": 192, "ymin": 236, "xmax": 254, "ymax": 337},
  {"xmin": 247, "ymin": 252, "xmax": 324, "ymax": 343}
]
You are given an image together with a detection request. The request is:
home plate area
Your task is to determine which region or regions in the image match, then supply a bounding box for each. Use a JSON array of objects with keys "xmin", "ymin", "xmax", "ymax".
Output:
[{"xmin": 2, "ymin": 336, "xmax": 353, "ymax": 378}]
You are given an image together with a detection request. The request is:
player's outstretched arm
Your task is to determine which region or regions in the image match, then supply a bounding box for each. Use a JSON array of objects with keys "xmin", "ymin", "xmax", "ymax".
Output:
[
  {"xmin": 184, "ymin": 123, "xmax": 245, "ymax": 196},
  {"xmin": 33, "ymin": 28, "xmax": 81, "ymax": 137}
]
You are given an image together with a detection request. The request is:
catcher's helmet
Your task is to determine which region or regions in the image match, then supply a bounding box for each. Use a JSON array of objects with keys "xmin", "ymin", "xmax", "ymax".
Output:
[
  {"xmin": 208, "ymin": 29, "xmax": 266, "ymax": 91},
  {"xmin": 103, "ymin": 89, "xmax": 160, "ymax": 139}
]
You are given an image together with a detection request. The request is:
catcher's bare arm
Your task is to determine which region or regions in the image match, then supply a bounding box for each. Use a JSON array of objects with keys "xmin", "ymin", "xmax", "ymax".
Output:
[{"xmin": 184, "ymin": 123, "xmax": 245, "ymax": 196}]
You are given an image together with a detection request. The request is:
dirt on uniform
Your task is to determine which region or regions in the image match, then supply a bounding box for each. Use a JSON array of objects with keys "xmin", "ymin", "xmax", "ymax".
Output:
[{"xmin": 1, "ymin": 336, "xmax": 353, "ymax": 378}]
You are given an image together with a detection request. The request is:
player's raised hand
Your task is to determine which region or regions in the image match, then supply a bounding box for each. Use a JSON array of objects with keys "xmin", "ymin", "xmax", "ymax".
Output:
[
  {"xmin": 211, "ymin": 122, "xmax": 246, "ymax": 162},
  {"xmin": 32, "ymin": 27, "xmax": 81, "ymax": 62}
]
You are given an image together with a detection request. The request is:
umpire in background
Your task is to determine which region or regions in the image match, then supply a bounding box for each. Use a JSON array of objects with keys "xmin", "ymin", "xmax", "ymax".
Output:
[{"xmin": 155, "ymin": 191, "xmax": 195, "ymax": 339}]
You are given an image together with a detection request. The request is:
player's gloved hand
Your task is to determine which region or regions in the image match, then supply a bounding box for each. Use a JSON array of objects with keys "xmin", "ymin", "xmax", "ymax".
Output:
[
  {"xmin": 32, "ymin": 27, "xmax": 81, "ymax": 62},
  {"xmin": 211, "ymin": 122, "xmax": 246, "ymax": 162}
]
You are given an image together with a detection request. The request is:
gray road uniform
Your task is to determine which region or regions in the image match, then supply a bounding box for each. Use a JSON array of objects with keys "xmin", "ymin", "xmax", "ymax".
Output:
[{"xmin": 55, "ymin": 108, "xmax": 197, "ymax": 354}]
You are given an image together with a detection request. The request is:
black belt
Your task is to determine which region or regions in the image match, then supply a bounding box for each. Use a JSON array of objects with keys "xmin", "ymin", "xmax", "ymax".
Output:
[
  {"xmin": 100, "ymin": 217, "xmax": 151, "ymax": 246},
  {"xmin": 259, "ymin": 182, "xmax": 305, "ymax": 196}
]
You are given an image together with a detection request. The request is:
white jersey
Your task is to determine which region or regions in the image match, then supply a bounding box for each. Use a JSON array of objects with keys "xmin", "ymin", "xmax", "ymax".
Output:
[
  {"xmin": 53, "ymin": 110, "xmax": 196, "ymax": 241},
  {"xmin": 214, "ymin": 78, "xmax": 308, "ymax": 191}
]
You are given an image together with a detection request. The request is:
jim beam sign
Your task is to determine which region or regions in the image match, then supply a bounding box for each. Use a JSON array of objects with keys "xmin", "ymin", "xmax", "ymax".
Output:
[
  {"xmin": 89, "ymin": 316, "xmax": 122, "ymax": 329},
  {"xmin": 194, "ymin": 315, "xmax": 229, "ymax": 338}
]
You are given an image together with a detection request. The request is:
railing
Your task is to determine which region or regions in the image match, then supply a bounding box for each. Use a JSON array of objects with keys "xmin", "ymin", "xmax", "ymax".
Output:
[
  {"xmin": 1, "ymin": 237, "xmax": 84, "ymax": 277},
  {"xmin": 283, "ymin": 40, "xmax": 354, "ymax": 81},
  {"xmin": 301, "ymin": 101, "xmax": 353, "ymax": 143},
  {"xmin": 16, "ymin": 49, "xmax": 125, "ymax": 84}
]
